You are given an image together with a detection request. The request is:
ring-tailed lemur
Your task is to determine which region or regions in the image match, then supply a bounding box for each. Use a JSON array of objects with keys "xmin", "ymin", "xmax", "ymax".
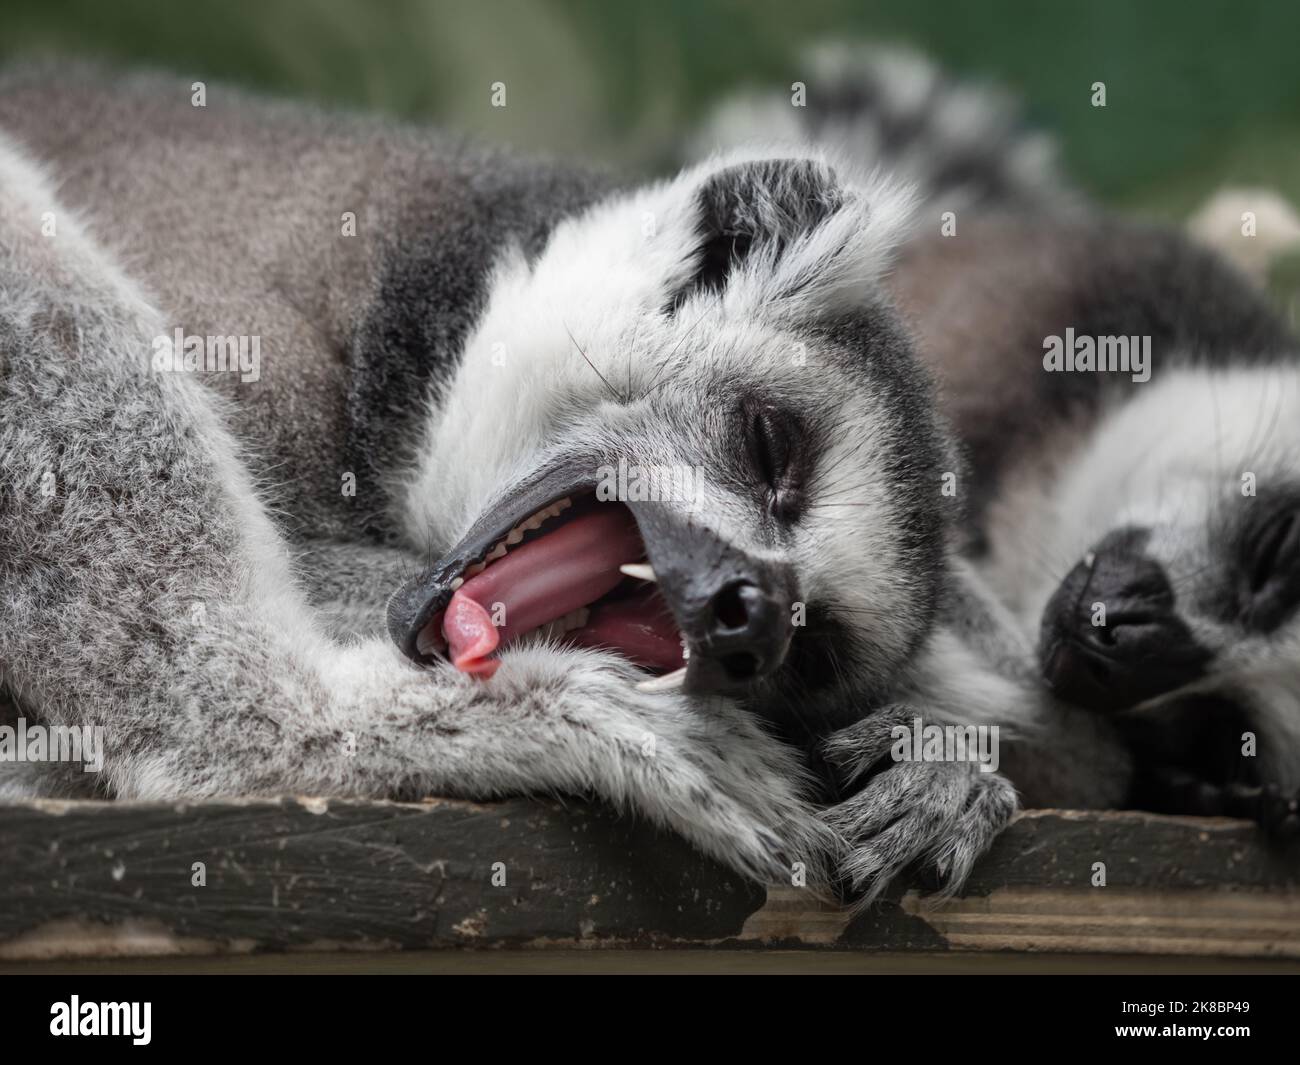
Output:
[
  {"xmin": 699, "ymin": 42, "xmax": 1300, "ymax": 833},
  {"xmin": 895, "ymin": 220, "xmax": 1300, "ymax": 834},
  {"xmin": 0, "ymin": 61, "xmax": 1037, "ymax": 902}
]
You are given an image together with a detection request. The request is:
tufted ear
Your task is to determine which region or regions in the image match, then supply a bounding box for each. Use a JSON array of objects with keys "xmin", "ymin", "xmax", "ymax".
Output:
[
  {"xmin": 665, "ymin": 155, "xmax": 913, "ymax": 320},
  {"xmin": 665, "ymin": 158, "xmax": 845, "ymax": 314}
]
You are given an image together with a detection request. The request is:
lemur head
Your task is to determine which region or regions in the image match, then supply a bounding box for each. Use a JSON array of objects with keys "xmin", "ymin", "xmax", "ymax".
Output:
[
  {"xmin": 387, "ymin": 151, "xmax": 956, "ymax": 729},
  {"xmin": 1035, "ymin": 368, "xmax": 1300, "ymax": 764}
]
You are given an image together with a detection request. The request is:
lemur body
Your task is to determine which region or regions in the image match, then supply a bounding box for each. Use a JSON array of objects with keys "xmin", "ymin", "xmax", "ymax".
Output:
[
  {"xmin": 0, "ymin": 64, "xmax": 615, "ymax": 544},
  {"xmin": 0, "ymin": 62, "xmax": 1031, "ymax": 900}
]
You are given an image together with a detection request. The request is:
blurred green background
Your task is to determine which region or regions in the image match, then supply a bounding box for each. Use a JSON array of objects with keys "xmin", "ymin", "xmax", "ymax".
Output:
[{"xmin": 5, "ymin": 0, "xmax": 1300, "ymax": 219}]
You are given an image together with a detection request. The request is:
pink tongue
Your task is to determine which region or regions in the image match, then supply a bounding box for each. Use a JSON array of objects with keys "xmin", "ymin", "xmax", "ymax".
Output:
[
  {"xmin": 443, "ymin": 505, "xmax": 644, "ymax": 676},
  {"xmin": 441, "ymin": 596, "xmax": 499, "ymax": 677}
]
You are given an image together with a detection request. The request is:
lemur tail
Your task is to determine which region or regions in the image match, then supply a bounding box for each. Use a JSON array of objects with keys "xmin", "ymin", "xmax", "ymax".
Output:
[{"xmin": 687, "ymin": 42, "xmax": 1080, "ymax": 216}]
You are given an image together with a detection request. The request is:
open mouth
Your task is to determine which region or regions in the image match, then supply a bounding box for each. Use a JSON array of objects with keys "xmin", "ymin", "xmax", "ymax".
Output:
[{"xmin": 411, "ymin": 494, "xmax": 687, "ymax": 683}]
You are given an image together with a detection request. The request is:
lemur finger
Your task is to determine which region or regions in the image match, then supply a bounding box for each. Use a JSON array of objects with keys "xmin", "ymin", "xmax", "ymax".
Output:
[
  {"xmin": 929, "ymin": 771, "xmax": 1018, "ymax": 895},
  {"xmin": 821, "ymin": 703, "xmax": 920, "ymax": 785}
]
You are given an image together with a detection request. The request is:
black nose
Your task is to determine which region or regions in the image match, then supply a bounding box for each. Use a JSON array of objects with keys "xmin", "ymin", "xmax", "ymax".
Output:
[
  {"xmin": 695, "ymin": 579, "xmax": 790, "ymax": 685},
  {"xmin": 1038, "ymin": 526, "xmax": 1212, "ymax": 711},
  {"xmin": 678, "ymin": 573, "xmax": 795, "ymax": 692},
  {"xmin": 625, "ymin": 499, "xmax": 800, "ymax": 694}
]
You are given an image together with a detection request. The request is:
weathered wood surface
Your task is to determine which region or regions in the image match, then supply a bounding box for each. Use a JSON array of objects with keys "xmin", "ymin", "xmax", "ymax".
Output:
[
  {"xmin": 0, "ymin": 799, "xmax": 1296, "ymax": 960},
  {"xmin": 11, "ymin": 949, "xmax": 1300, "ymax": 974}
]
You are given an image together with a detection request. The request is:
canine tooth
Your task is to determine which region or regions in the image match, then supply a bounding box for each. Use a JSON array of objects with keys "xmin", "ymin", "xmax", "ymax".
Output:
[
  {"xmin": 636, "ymin": 667, "xmax": 687, "ymax": 693},
  {"xmin": 619, "ymin": 563, "xmax": 657, "ymax": 582},
  {"xmin": 450, "ymin": 577, "xmax": 464, "ymax": 591}
]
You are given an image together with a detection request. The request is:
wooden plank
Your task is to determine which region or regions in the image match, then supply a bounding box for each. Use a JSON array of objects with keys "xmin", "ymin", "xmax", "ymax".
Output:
[
  {"xmin": 8, "ymin": 949, "xmax": 1300, "ymax": 975},
  {"xmin": 1, "ymin": 800, "xmax": 1296, "ymax": 960},
  {"xmin": 0, "ymin": 796, "xmax": 765, "ymax": 958}
]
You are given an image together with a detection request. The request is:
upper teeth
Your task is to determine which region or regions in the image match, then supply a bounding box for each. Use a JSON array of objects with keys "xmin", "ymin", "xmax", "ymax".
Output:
[
  {"xmin": 619, "ymin": 563, "xmax": 656, "ymax": 582},
  {"xmin": 460, "ymin": 496, "xmax": 573, "ymax": 582}
]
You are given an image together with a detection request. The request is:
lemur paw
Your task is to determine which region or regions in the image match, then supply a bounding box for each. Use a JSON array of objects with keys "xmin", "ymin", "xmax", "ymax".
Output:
[{"xmin": 822, "ymin": 759, "xmax": 1017, "ymax": 907}]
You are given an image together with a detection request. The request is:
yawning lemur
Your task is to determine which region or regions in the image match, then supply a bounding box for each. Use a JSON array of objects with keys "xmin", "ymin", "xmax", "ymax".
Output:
[
  {"xmin": 0, "ymin": 61, "xmax": 1041, "ymax": 901},
  {"xmin": 700, "ymin": 42, "xmax": 1300, "ymax": 833}
]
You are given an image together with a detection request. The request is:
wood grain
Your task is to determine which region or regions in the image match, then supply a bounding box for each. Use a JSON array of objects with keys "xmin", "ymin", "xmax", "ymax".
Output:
[{"xmin": 1, "ymin": 800, "xmax": 1296, "ymax": 960}]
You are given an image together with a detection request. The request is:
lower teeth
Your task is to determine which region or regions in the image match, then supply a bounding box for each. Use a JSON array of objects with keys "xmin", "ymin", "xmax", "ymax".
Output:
[
  {"xmin": 636, "ymin": 666, "xmax": 687, "ymax": 693},
  {"xmin": 534, "ymin": 607, "xmax": 590, "ymax": 642}
]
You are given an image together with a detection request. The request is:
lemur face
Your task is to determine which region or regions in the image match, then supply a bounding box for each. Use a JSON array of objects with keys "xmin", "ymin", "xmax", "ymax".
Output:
[
  {"xmin": 1035, "ymin": 369, "xmax": 1300, "ymax": 724},
  {"xmin": 387, "ymin": 153, "xmax": 952, "ymax": 723}
]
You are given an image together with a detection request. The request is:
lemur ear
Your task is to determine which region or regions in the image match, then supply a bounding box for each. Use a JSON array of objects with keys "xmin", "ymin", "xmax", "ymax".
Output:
[{"xmin": 666, "ymin": 158, "xmax": 844, "ymax": 314}]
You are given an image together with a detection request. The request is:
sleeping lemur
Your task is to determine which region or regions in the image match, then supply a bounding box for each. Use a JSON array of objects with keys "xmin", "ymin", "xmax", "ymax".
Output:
[
  {"xmin": 897, "ymin": 219, "xmax": 1300, "ymax": 834},
  {"xmin": 699, "ymin": 43, "xmax": 1300, "ymax": 834},
  {"xmin": 0, "ymin": 60, "xmax": 1048, "ymax": 904}
]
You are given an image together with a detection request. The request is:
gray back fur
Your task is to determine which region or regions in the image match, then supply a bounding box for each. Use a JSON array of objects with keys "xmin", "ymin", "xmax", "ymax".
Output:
[{"xmin": 0, "ymin": 61, "xmax": 611, "ymax": 541}]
